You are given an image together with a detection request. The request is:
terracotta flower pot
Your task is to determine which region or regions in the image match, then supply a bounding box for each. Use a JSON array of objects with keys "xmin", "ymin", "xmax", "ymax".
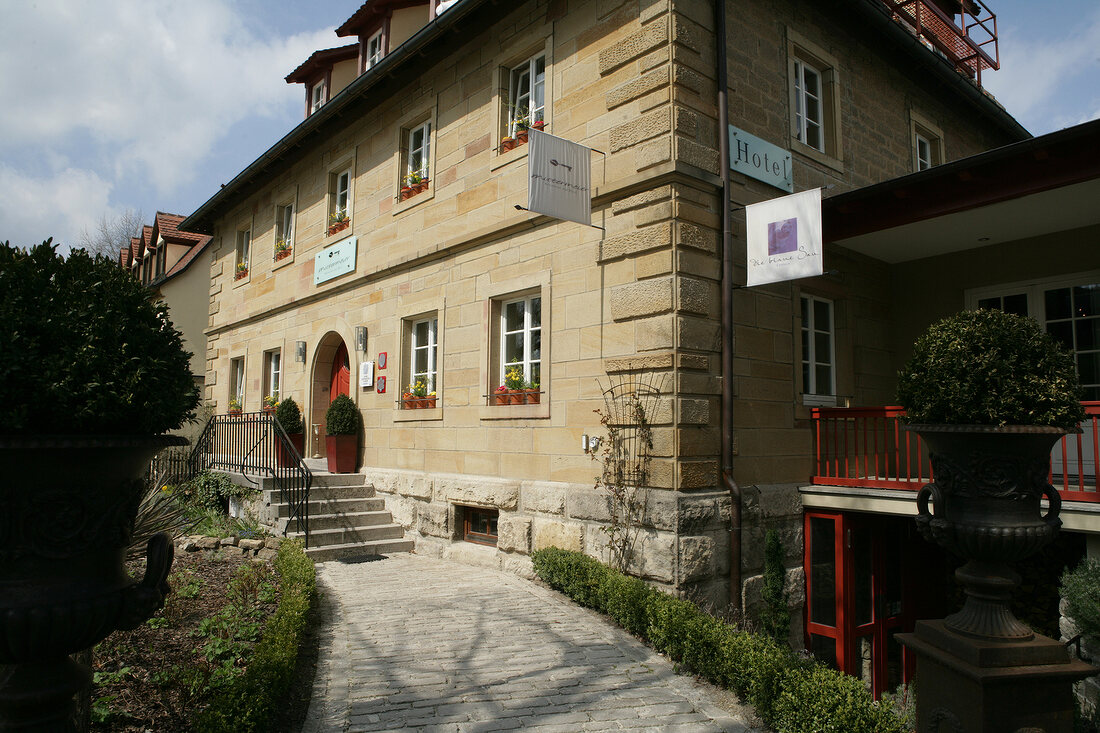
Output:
[
  {"xmin": 326, "ymin": 433, "xmax": 358, "ymax": 473},
  {"xmin": 234, "ymin": 270, "xmax": 248, "ymax": 281},
  {"xmin": 507, "ymin": 389, "xmax": 524, "ymax": 405},
  {"xmin": 524, "ymin": 389, "xmax": 540, "ymax": 405},
  {"xmin": 275, "ymin": 249, "xmax": 291, "ymax": 261},
  {"xmin": 492, "ymin": 391, "xmax": 509, "ymax": 406},
  {"xmin": 500, "ymin": 138, "xmax": 514, "ymax": 152},
  {"xmin": 516, "ymin": 130, "xmax": 528, "ymax": 145},
  {"xmin": 532, "ymin": 121, "xmax": 545, "ymax": 131},
  {"xmin": 415, "ymin": 179, "xmax": 430, "ymax": 194},
  {"xmin": 400, "ymin": 186, "xmax": 414, "ymax": 201},
  {"xmin": 328, "ymin": 219, "xmax": 349, "ymax": 236}
]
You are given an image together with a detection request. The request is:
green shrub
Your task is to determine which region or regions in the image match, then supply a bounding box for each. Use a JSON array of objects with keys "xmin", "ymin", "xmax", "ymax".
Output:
[
  {"xmin": 193, "ymin": 538, "xmax": 316, "ymax": 732},
  {"xmin": 1063, "ymin": 560, "xmax": 1100, "ymax": 646},
  {"xmin": 531, "ymin": 547, "xmax": 902, "ymax": 733},
  {"xmin": 897, "ymin": 309, "xmax": 1084, "ymax": 429},
  {"xmin": 275, "ymin": 396, "xmax": 303, "ymax": 434},
  {"xmin": 324, "ymin": 393, "xmax": 360, "ymax": 435},
  {"xmin": 0, "ymin": 240, "xmax": 199, "ymax": 435},
  {"xmin": 180, "ymin": 471, "xmax": 258, "ymax": 513},
  {"xmin": 760, "ymin": 529, "xmax": 791, "ymax": 642}
]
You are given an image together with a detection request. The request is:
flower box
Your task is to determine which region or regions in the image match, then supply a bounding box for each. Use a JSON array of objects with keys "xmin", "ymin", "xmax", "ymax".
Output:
[
  {"xmin": 516, "ymin": 130, "xmax": 528, "ymax": 145},
  {"xmin": 524, "ymin": 389, "xmax": 540, "ymax": 405},
  {"xmin": 500, "ymin": 137, "xmax": 515, "ymax": 153},
  {"xmin": 234, "ymin": 269, "xmax": 248, "ymax": 281},
  {"xmin": 402, "ymin": 395, "xmax": 437, "ymax": 409},
  {"xmin": 274, "ymin": 248, "xmax": 291, "ymax": 262},
  {"xmin": 328, "ymin": 219, "xmax": 350, "ymax": 236}
]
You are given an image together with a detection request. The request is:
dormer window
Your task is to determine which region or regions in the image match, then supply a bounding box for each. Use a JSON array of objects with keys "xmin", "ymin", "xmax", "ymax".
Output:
[
  {"xmin": 365, "ymin": 30, "xmax": 383, "ymax": 70},
  {"xmin": 311, "ymin": 81, "xmax": 326, "ymax": 114}
]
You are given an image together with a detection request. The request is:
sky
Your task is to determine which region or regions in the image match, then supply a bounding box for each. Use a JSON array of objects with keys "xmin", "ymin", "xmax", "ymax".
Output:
[{"xmin": 0, "ymin": 0, "xmax": 1097, "ymax": 253}]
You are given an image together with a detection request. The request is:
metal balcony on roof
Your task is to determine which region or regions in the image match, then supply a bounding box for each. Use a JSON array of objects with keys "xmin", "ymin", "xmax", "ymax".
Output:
[{"xmin": 881, "ymin": 0, "xmax": 999, "ymax": 85}]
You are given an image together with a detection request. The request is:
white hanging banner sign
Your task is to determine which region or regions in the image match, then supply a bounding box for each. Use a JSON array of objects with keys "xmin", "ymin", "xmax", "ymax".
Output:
[
  {"xmin": 745, "ymin": 188, "xmax": 823, "ymax": 287},
  {"xmin": 527, "ymin": 129, "xmax": 592, "ymax": 226}
]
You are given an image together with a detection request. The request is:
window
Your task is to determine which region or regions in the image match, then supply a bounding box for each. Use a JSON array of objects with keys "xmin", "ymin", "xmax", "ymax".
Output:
[
  {"xmin": 229, "ymin": 357, "xmax": 245, "ymax": 407},
  {"xmin": 235, "ymin": 229, "xmax": 251, "ymax": 280},
  {"xmin": 501, "ymin": 294, "xmax": 541, "ymax": 391},
  {"xmin": 406, "ymin": 122, "xmax": 431, "ymax": 184},
  {"xmin": 310, "ymin": 81, "xmax": 325, "ymax": 114},
  {"xmin": 410, "ymin": 316, "xmax": 438, "ymax": 394},
  {"xmin": 365, "ymin": 30, "xmax": 383, "ymax": 70},
  {"xmin": 788, "ymin": 32, "xmax": 841, "ymax": 162},
  {"xmin": 263, "ymin": 350, "xmax": 281, "ymax": 402},
  {"xmin": 972, "ymin": 277, "xmax": 1100, "ymax": 401},
  {"xmin": 462, "ymin": 506, "xmax": 498, "ymax": 546},
  {"xmin": 275, "ymin": 203, "xmax": 294, "ymax": 260},
  {"xmin": 910, "ymin": 112, "xmax": 944, "ymax": 172},
  {"xmin": 508, "ymin": 54, "xmax": 545, "ymax": 136},
  {"xmin": 801, "ymin": 295, "xmax": 835, "ymax": 403},
  {"xmin": 328, "ymin": 169, "xmax": 351, "ymax": 234}
]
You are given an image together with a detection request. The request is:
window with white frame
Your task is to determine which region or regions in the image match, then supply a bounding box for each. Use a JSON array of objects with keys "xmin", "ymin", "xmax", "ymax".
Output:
[
  {"xmin": 310, "ymin": 81, "xmax": 325, "ymax": 114},
  {"xmin": 788, "ymin": 34, "xmax": 840, "ymax": 160},
  {"xmin": 329, "ymin": 169, "xmax": 351, "ymax": 228},
  {"xmin": 365, "ymin": 30, "xmax": 383, "ymax": 70},
  {"xmin": 409, "ymin": 316, "xmax": 438, "ymax": 396},
  {"xmin": 263, "ymin": 350, "xmax": 281, "ymax": 402},
  {"xmin": 229, "ymin": 357, "xmax": 245, "ymax": 408},
  {"xmin": 275, "ymin": 203, "xmax": 294, "ymax": 259},
  {"xmin": 500, "ymin": 294, "xmax": 541, "ymax": 390},
  {"xmin": 508, "ymin": 54, "xmax": 546, "ymax": 136},
  {"xmin": 793, "ymin": 58, "xmax": 824, "ymax": 153},
  {"xmin": 801, "ymin": 295, "xmax": 835, "ymax": 402},
  {"xmin": 971, "ymin": 276, "xmax": 1100, "ymax": 401},
  {"xmin": 406, "ymin": 122, "xmax": 431, "ymax": 184},
  {"xmin": 235, "ymin": 229, "xmax": 251, "ymax": 279}
]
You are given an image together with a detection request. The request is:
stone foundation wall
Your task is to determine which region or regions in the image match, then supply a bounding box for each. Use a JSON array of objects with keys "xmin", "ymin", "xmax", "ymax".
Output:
[{"xmin": 739, "ymin": 482, "xmax": 805, "ymax": 649}]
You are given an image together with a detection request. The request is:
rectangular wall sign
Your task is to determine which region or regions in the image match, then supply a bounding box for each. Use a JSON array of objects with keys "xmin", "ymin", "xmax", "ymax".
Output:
[
  {"xmin": 528, "ymin": 129, "xmax": 592, "ymax": 226},
  {"xmin": 729, "ymin": 125, "xmax": 793, "ymax": 193},
  {"xmin": 360, "ymin": 361, "xmax": 374, "ymax": 388},
  {"xmin": 314, "ymin": 236, "xmax": 357, "ymax": 286},
  {"xmin": 745, "ymin": 188, "xmax": 823, "ymax": 287}
]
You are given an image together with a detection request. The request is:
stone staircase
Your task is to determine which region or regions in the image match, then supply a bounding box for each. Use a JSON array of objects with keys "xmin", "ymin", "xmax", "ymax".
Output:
[{"xmin": 272, "ymin": 467, "xmax": 414, "ymax": 563}]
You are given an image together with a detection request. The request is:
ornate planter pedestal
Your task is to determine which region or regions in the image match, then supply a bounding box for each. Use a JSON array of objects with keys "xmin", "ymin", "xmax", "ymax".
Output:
[{"xmin": 897, "ymin": 425, "xmax": 1097, "ymax": 732}]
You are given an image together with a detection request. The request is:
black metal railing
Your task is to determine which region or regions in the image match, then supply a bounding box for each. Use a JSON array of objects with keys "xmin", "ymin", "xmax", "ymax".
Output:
[{"xmin": 150, "ymin": 412, "xmax": 313, "ymax": 546}]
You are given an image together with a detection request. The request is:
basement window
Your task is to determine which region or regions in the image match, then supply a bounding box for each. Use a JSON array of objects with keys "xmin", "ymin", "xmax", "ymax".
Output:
[{"xmin": 462, "ymin": 506, "xmax": 498, "ymax": 546}]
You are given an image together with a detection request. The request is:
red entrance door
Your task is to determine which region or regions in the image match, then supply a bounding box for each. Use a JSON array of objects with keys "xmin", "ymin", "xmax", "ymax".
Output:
[
  {"xmin": 804, "ymin": 511, "xmax": 915, "ymax": 699},
  {"xmin": 329, "ymin": 342, "xmax": 350, "ymax": 401}
]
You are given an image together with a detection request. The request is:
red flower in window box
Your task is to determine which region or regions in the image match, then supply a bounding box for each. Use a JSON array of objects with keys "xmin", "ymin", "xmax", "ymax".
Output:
[
  {"xmin": 532, "ymin": 120, "xmax": 545, "ymax": 132},
  {"xmin": 491, "ymin": 385, "xmax": 510, "ymax": 406}
]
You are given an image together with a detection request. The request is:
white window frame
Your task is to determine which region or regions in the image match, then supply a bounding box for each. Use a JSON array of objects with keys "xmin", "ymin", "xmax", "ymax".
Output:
[
  {"xmin": 410, "ymin": 317, "xmax": 438, "ymax": 393},
  {"xmin": 310, "ymin": 81, "xmax": 325, "ymax": 114},
  {"xmin": 365, "ymin": 30, "xmax": 383, "ymax": 70},
  {"xmin": 230, "ymin": 357, "xmax": 245, "ymax": 406},
  {"xmin": 406, "ymin": 122, "xmax": 431, "ymax": 181},
  {"xmin": 509, "ymin": 54, "xmax": 546, "ymax": 136},
  {"xmin": 793, "ymin": 59, "xmax": 824, "ymax": 153},
  {"xmin": 500, "ymin": 294, "xmax": 541, "ymax": 387},
  {"xmin": 330, "ymin": 168, "xmax": 351, "ymax": 224},
  {"xmin": 801, "ymin": 294, "xmax": 836, "ymax": 405},
  {"xmin": 915, "ymin": 133, "xmax": 933, "ymax": 171},
  {"xmin": 275, "ymin": 203, "xmax": 294, "ymax": 255},
  {"xmin": 235, "ymin": 229, "xmax": 251, "ymax": 272},
  {"xmin": 264, "ymin": 350, "xmax": 281, "ymax": 401}
]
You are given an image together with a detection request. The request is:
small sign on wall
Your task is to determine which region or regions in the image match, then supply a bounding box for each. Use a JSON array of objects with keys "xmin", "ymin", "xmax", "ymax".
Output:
[
  {"xmin": 729, "ymin": 125, "xmax": 793, "ymax": 193},
  {"xmin": 377, "ymin": 352, "xmax": 387, "ymax": 369},
  {"xmin": 313, "ymin": 236, "xmax": 357, "ymax": 285},
  {"xmin": 376, "ymin": 376, "xmax": 386, "ymax": 394},
  {"xmin": 359, "ymin": 361, "xmax": 374, "ymax": 388}
]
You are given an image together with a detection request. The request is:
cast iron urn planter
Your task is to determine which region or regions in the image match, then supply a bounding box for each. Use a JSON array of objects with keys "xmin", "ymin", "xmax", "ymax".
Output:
[
  {"xmin": 911, "ymin": 424, "xmax": 1063, "ymax": 641},
  {"xmin": 0, "ymin": 434, "xmax": 185, "ymax": 731}
]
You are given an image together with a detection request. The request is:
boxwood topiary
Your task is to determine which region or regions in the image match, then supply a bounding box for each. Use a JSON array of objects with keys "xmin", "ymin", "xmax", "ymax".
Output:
[
  {"xmin": 324, "ymin": 393, "xmax": 360, "ymax": 436},
  {"xmin": 275, "ymin": 396, "xmax": 303, "ymax": 434},
  {"xmin": 0, "ymin": 240, "xmax": 199, "ymax": 435},
  {"xmin": 897, "ymin": 309, "xmax": 1084, "ymax": 429}
]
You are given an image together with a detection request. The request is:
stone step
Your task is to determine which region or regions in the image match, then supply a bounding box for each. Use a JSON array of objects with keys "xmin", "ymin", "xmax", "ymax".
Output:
[
  {"xmin": 293, "ymin": 523, "xmax": 406, "ymax": 548},
  {"xmin": 300, "ymin": 510, "xmax": 398, "ymax": 531},
  {"xmin": 272, "ymin": 484, "xmax": 376, "ymax": 504},
  {"xmin": 301, "ymin": 537, "xmax": 415, "ymax": 563},
  {"xmin": 275, "ymin": 496, "xmax": 386, "ymax": 518}
]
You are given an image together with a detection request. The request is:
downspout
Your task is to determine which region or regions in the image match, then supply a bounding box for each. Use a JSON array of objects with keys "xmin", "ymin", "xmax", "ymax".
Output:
[{"xmin": 714, "ymin": 0, "xmax": 741, "ymax": 610}]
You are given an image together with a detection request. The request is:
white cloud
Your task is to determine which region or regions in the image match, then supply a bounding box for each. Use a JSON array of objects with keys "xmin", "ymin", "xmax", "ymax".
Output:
[
  {"xmin": 0, "ymin": 165, "xmax": 115, "ymax": 249},
  {"xmin": 0, "ymin": 0, "xmax": 335, "ymax": 193},
  {"xmin": 984, "ymin": 7, "xmax": 1100, "ymax": 134}
]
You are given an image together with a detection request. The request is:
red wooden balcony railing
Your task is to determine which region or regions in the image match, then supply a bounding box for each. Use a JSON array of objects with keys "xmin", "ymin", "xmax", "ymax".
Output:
[
  {"xmin": 881, "ymin": 0, "xmax": 999, "ymax": 85},
  {"xmin": 812, "ymin": 403, "xmax": 1100, "ymax": 499}
]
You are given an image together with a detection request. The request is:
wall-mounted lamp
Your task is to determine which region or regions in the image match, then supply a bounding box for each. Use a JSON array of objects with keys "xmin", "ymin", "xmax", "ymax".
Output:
[
  {"xmin": 355, "ymin": 326, "xmax": 368, "ymax": 353},
  {"xmin": 295, "ymin": 341, "xmax": 307, "ymax": 363}
]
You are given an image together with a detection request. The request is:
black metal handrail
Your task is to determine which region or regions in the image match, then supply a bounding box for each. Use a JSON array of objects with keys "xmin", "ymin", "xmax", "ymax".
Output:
[{"xmin": 150, "ymin": 412, "xmax": 313, "ymax": 546}]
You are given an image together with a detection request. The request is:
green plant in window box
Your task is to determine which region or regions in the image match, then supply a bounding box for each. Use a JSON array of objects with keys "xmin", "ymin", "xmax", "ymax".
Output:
[
  {"xmin": 525, "ymin": 379, "xmax": 541, "ymax": 405},
  {"xmin": 274, "ymin": 239, "xmax": 291, "ymax": 261},
  {"xmin": 235, "ymin": 261, "xmax": 248, "ymax": 280},
  {"xmin": 262, "ymin": 393, "xmax": 278, "ymax": 414},
  {"xmin": 228, "ymin": 397, "xmax": 243, "ymax": 415},
  {"xmin": 328, "ymin": 208, "xmax": 348, "ymax": 225}
]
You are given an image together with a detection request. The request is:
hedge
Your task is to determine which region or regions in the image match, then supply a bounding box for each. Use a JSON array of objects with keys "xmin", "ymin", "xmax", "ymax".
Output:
[
  {"xmin": 193, "ymin": 538, "xmax": 316, "ymax": 732},
  {"xmin": 531, "ymin": 547, "xmax": 904, "ymax": 732}
]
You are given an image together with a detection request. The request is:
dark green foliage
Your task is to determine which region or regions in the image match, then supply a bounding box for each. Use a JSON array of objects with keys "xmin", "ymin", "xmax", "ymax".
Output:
[
  {"xmin": 531, "ymin": 547, "xmax": 902, "ymax": 732},
  {"xmin": 1062, "ymin": 560, "xmax": 1100, "ymax": 647},
  {"xmin": 274, "ymin": 396, "xmax": 304, "ymax": 434},
  {"xmin": 193, "ymin": 538, "xmax": 316, "ymax": 732},
  {"xmin": 179, "ymin": 472, "xmax": 258, "ymax": 512},
  {"xmin": 324, "ymin": 393, "xmax": 360, "ymax": 435},
  {"xmin": 897, "ymin": 309, "xmax": 1084, "ymax": 429},
  {"xmin": 760, "ymin": 530, "xmax": 792, "ymax": 642},
  {"xmin": 0, "ymin": 240, "xmax": 199, "ymax": 434}
]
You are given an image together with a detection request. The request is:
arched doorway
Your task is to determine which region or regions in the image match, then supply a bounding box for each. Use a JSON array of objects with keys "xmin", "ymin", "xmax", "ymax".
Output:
[{"xmin": 309, "ymin": 332, "xmax": 353, "ymax": 458}]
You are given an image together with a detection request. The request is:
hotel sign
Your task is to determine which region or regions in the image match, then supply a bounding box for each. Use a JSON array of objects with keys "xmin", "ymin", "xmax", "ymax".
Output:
[
  {"xmin": 527, "ymin": 129, "xmax": 592, "ymax": 226},
  {"xmin": 314, "ymin": 236, "xmax": 357, "ymax": 286},
  {"xmin": 728, "ymin": 125, "xmax": 793, "ymax": 193},
  {"xmin": 745, "ymin": 188, "xmax": 822, "ymax": 287}
]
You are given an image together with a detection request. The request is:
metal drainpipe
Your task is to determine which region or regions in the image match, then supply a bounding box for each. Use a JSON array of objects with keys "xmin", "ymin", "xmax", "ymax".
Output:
[{"xmin": 714, "ymin": 0, "xmax": 741, "ymax": 610}]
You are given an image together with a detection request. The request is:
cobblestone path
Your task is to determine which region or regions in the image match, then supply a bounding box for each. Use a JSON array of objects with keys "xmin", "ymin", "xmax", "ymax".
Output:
[{"xmin": 302, "ymin": 554, "xmax": 761, "ymax": 733}]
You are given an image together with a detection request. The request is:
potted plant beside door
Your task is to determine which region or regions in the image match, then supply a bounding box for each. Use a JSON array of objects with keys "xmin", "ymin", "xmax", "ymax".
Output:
[
  {"xmin": 325, "ymin": 393, "xmax": 360, "ymax": 473},
  {"xmin": 0, "ymin": 240, "xmax": 199, "ymax": 730},
  {"xmin": 274, "ymin": 396, "xmax": 305, "ymax": 467}
]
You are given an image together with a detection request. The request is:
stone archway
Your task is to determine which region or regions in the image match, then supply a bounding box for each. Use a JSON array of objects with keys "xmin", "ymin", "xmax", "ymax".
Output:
[{"xmin": 309, "ymin": 331, "xmax": 350, "ymax": 458}]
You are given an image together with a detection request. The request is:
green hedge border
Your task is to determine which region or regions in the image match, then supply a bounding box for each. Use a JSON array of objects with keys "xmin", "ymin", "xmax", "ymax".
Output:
[
  {"xmin": 194, "ymin": 538, "xmax": 316, "ymax": 732},
  {"xmin": 531, "ymin": 547, "xmax": 904, "ymax": 733}
]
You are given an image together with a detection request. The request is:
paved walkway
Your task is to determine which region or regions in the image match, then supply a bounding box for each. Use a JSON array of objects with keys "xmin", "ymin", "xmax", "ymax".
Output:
[{"xmin": 303, "ymin": 554, "xmax": 762, "ymax": 733}]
